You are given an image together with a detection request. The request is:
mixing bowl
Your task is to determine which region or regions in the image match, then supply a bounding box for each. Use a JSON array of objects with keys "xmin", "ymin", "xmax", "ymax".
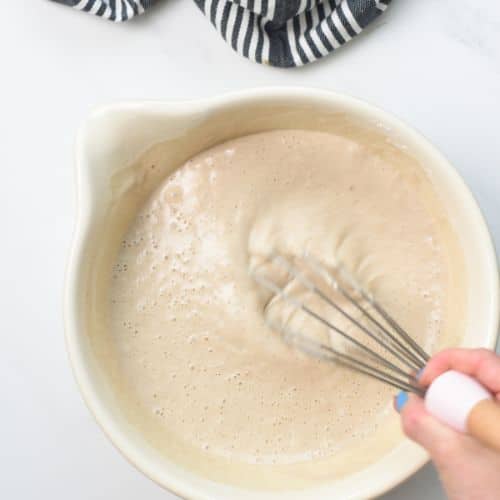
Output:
[{"xmin": 64, "ymin": 88, "xmax": 499, "ymax": 499}]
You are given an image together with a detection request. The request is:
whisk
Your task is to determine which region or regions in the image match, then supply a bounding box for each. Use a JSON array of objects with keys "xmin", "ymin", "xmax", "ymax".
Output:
[
  {"xmin": 252, "ymin": 252, "xmax": 428, "ymax": 395},
  {"xmin": 252, "ymin": 252, "xmax": 500, "ymax": 451}
]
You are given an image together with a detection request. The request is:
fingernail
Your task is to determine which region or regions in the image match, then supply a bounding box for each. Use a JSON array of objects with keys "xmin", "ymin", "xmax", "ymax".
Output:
[
  {"xmin": 416, "ymin": 368, "xmax": 425, "ymax": 381},
  {"xmin": 395, "ymin": 391, "xmax": 408, "ymax": 412}
]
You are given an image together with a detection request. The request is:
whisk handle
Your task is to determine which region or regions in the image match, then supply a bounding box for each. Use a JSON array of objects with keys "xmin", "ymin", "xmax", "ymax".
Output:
[{"xmin": 425, "ymin": 370, "xmax": 500, "ymax": 452}]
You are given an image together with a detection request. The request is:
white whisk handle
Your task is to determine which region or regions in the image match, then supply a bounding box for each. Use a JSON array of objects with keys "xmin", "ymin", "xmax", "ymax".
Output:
[
  {"xmin": 424, "ymin": 370, "xmax": 500, "ymax": 451},
  {"xmin": 425, "ymin": 370, "xmax": 491, "ymax": 432}
]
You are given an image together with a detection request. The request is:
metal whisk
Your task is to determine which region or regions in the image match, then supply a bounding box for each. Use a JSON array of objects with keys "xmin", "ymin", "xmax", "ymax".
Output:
[{"xmin": 252, "ymin": 252, "xmax": 430, "ymax": 396}]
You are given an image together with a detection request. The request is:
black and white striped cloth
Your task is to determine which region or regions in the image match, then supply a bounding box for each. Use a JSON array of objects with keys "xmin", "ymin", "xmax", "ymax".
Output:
[{"xmin": 51, "ymin": 0, "xmax": 391, "ymax": 67}]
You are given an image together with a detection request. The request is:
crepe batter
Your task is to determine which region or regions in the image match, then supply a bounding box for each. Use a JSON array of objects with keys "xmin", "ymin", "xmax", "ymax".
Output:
[{"xmin": 107, "ymin": 130, "xmax": 465, "ymax": 487}]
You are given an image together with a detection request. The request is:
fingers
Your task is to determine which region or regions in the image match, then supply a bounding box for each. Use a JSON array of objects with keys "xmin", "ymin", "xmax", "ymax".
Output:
[
  {"xmin": 419, "ymin": 348, "xmax": 500, "ymax": 396},
  {"xmin": 396, "ymin": 393, "xmax": 465, "ymax": 463},
  {"xmin": 396, "ymin": 392, "xmax": 500, "ymax": 500}
]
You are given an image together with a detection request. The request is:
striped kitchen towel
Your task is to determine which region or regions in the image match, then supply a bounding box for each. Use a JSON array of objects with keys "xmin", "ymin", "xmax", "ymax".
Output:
[{"xmin": 50, "ymin": 0, "xmax": 391, "ymax": 67}]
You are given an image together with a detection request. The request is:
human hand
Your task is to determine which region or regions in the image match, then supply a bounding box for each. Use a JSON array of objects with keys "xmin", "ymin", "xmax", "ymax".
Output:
[{"xmin": 395, "ymin": 348, "xmax": 500, "ymax": 500}]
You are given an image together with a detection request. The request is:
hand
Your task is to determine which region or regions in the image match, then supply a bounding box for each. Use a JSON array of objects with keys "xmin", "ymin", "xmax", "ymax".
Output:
[{"xmin": 395, "ymin": 348, "xmax": 500, "ymax": 500}]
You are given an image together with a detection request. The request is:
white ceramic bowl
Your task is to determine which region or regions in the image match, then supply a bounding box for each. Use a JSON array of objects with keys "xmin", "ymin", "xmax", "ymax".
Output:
[{"xmin": 65, "ymin": 88, "xmax": 499, "ymax": 499}]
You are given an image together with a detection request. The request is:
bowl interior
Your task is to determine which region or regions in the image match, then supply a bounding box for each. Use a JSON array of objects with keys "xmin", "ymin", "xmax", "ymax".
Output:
[{"xmin": 67, "ymin": 90, "xmax": 499, "ymax": 500}]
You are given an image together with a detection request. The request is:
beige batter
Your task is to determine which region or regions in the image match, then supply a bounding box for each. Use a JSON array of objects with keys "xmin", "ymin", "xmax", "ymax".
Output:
[{"xmin": 107, "ymin": 130, "xmax": 465, "ymax": 488}]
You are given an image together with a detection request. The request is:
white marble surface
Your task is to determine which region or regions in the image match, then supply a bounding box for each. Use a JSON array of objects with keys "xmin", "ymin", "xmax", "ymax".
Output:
[{"xmin": 1, "ymin": 1, "xmax": 499, "ymax": 499}]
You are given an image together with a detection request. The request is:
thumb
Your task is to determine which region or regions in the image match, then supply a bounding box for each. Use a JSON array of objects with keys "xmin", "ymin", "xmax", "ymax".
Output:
[{"xmin": 396, "ymin": 392, "xmax": 462, "ymax": 463}]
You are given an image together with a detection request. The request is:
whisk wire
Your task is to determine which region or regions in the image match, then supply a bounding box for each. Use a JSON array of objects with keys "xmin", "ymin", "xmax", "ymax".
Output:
[
  {"xmin": 271, "ymin": 255, "xmax": 424, "ymax": 373},
  {"xmin": 252, "ymin": 253, "xmax": 430, "ymax": 395},
  {"xmin": 277, "ymin": 321, "xmax": 424, "ymax": 395},
  {"xmin": 304, "ymin": 255, "xmax": 428, "ymax": 368},
  {"xmin": 362, "ymin": 292, "xmax": 430, "ymax": 364},
  {"xmin": 254, "ymin": 271, "xmax": 412, "ymax": 380}
]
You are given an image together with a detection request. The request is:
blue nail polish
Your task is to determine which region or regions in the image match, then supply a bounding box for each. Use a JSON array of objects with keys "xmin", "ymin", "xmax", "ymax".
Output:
[{"xmin": 395, "ymin": 391, "xmax": 408, "ymax": 412}]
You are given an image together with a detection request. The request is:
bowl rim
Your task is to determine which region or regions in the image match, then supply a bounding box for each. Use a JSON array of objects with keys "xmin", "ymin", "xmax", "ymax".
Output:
[{"xmin": 64, "ymin": 86, "xmax": 500, "ymax": 500}]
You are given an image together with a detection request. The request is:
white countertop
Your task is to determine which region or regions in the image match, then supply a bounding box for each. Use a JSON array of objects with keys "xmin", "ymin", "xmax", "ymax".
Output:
[{"xmin": 1, "ymin": 1, "xmax": 499, "ymax": 499}]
